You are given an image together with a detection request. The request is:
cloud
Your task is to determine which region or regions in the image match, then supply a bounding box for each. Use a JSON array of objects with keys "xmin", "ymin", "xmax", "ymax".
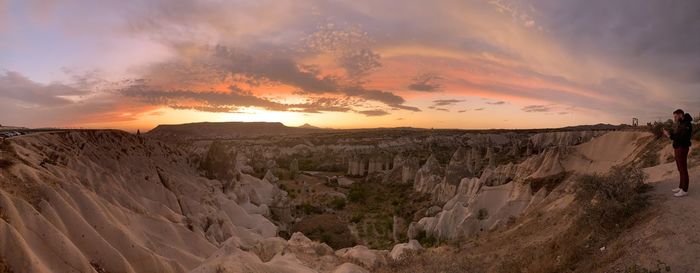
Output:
[
  {"xmin": 432, "ymin": 99, "xmax": 464, "ymax": 106},
  {"xmin": 486, "ymin": 101, "xmax": 506, "ymax": 105},
  {"xmin": 0, "ymin": 71, "xmax": 91, "ymax": 107},
  {"xmin": 427, "ymin": 98, "xmax": 464, "ymax": 112},
  {"xmin": 0, "ymin": 71, "xmax": 152, "ymax": 127},
  {"xmin": 427, "ymin": 106, "xmax": 449, "ymax": 112},
  {"xmin": 391, "ymin": 104, "xmax": 422, "ymax": 112},
  {"xmin": 489, "ymin": 0, "xmax": 540, "ymax": 29},
  {"xmin": 457, "ymin": 108, "xmax": 486, "ymax": 112},
  {"xmin": 407, "ymin": 73, "xmax": 443, "ymax": 92},
  {"xmin": 122, "ymin": 84, "xmax": 356, "ymax": 114},
  {"xmin": 531, "ymin": 0, "xmax": 700, "ymax": 84},
  {"xmin": 168, "ymin": 105, "xmax": 241, "ymax": 113},
  {"xmin": 357, "ymin": 109, "xmax": 390, "ymax": 116},
  {"xmin": 122, "ymin": 86, "xmax": 272, "ymax": 113},
  {"xmin": 521, "ymin": 105, "xmax": 554, "ymax": 113},
  {"xmin": 343, "ymin": 85, "xmax": 404, "ymax": 105},
  {"xmin": 135, "ymin": 45, "xmax": 420, "ymax": 113},
  {"xmin": 209, "ymin": 47, "xmax": 339, "ymax": 94},
  {"xmin": 453, "ymin": 60, "xmax": 667, "ymax": 119},
  {"xmin": 302, "ymin": 24, "xmax": 382, "ymax": 78},
  {"xmin": 339, "ymin": 48, "xmax": 382, "ymax": 79}
]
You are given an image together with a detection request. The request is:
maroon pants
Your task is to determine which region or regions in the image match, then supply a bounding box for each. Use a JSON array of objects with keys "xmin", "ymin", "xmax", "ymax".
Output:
[{"xmin": 675, "ymin": 147, "xmax": 690, "ymax": 191}]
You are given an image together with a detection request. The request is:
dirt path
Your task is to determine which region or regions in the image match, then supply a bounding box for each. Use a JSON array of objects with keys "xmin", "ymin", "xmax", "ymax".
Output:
[{"xmin": 611, "ymin": 164, "xmax": 700, "ymax": 272}]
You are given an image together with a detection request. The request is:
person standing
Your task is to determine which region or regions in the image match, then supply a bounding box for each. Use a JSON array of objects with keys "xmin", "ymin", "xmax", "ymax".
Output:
[{"xmin": 664, "ymin": 109, "xmax": 693, "ymax": 197}]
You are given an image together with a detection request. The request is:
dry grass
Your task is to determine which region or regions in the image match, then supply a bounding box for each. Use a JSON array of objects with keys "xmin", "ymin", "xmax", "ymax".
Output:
[
  {"xmin": 637, "ymin": 138, "xmax": 666, "ymax": 168},
  {"xmin": 290, "ymin": 214, "xmax": 356, "ymax": 249},
  {"xmin": 286, "ymin": 176, "xmax": 433, "ymax": 250},
  {"xmin": 344, "ymin": 180, "xmax": 433, "ymax": 249}
]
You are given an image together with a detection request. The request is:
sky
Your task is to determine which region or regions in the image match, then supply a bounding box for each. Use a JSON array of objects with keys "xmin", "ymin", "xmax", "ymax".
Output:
[{"xmin": 1, "ymin": 0, "xmax": 699, "ymax": 131}]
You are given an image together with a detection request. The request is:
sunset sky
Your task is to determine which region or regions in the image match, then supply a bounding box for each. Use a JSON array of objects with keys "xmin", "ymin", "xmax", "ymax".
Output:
[{"xmin": 1, "ymin": 0, "xmax": 699, "ymax": 131}]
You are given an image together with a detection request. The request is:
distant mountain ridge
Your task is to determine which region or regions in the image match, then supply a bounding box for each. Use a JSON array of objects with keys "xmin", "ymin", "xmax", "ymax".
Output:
[
  {"xmin": 145, "ymin": 121, "xmax": 626, "ymax": 140},
  {"xmin": 147, "ymin": 121, "xmax": 327, "ymax": 139}
]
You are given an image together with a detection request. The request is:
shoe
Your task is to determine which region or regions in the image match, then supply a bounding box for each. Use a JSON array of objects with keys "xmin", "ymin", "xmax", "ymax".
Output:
[
  {"xmin": 674, "ymin": 190, "xmax": 688, "ymax": 197},
  {"xmin": 672, "ymin": 188, "xmax": 682, "ymax": 192}
]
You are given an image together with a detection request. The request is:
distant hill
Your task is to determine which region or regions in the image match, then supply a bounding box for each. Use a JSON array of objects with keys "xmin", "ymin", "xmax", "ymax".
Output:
[
  {"xmin": 298, "ymin": 123, "xmax": 320, "ymax": 129},
  {"xmin": 559, "ymin": 123, "xmax": 623, "ymax": 131},
  {"xmin": 147, "ymin": 121, "xmax": 328, "ymax": 139}
]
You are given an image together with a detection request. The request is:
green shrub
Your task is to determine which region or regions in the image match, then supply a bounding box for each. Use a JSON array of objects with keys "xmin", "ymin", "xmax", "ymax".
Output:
[
  {"xmin": 347, "ymin": 185, "xmax": 367, "ymax": 203},
  {"xmin": 415, "ymin": 230, "xmax": 438, "ymax": 248},
  {"xmin": 647, "ymin": 120, "xmax": 673, "ymax": 139},
  {"xmin": 319, "ymin": 231, "xmax": 332, "ymax": 245},
  {"xmin": 691, "ymin": 148, "xmax": 699, "ymax": 158},
  {"xmin": 350, "ymin": 212, "xmax": 364, "ymax": 223},
  {"xmin": 298, "ymin": 203, "xmax": 322, "ymax": 215},
  {"xmin": 639, "ymin": 149, "xmax": 660, "ymax": 168},
  {"xmin": 330, "ymin": 197, "xmax": 346, "ymax": 210},
  {"xmin": 575, "ymin": 166, "xmax": 651, "ymax": 232},
  {"xmin": 476, "ymin": 208, "xmax": 489, "ymax": 220}
]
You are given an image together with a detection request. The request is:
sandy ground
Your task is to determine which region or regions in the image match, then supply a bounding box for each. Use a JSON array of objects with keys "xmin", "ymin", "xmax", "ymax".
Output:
[{"xmin": 610, "ymin": 163, "xmax": 700, "ymax": 272}]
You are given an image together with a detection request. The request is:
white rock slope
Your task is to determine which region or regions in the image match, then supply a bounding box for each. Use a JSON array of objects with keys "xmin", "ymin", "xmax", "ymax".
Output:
[
  {"xmin": 410, "ymin": 131, "xmax": 653, "ymax": 240},
  {"xmin": 0, "ymin": 131, "xmax": 366, "ymax": 273}
]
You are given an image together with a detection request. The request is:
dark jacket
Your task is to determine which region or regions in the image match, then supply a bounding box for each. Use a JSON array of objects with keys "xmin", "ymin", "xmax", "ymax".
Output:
[{"xmin": 670, "ymin": 113, "xmax": 693, "ymax": 148}]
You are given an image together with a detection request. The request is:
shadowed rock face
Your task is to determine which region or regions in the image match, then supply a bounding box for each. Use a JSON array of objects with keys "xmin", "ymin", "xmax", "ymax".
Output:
[
  {"xmin": 428, "ymin": 147, "xmax": 474, "ymax": 203},
  {"xmin": 400, "ymin": 157, "xmax": 421, "ymax": 184},
  {"xmin": 413, "ymin": 155, "xmax": 444, "ymax": 195},
  {"xmin": 385, "ymin": 153, "xmax": 421, "ymax": 184},
  {"xmin": 444, "ymin": 147, "xmax": 473, "ymax": 186}
]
